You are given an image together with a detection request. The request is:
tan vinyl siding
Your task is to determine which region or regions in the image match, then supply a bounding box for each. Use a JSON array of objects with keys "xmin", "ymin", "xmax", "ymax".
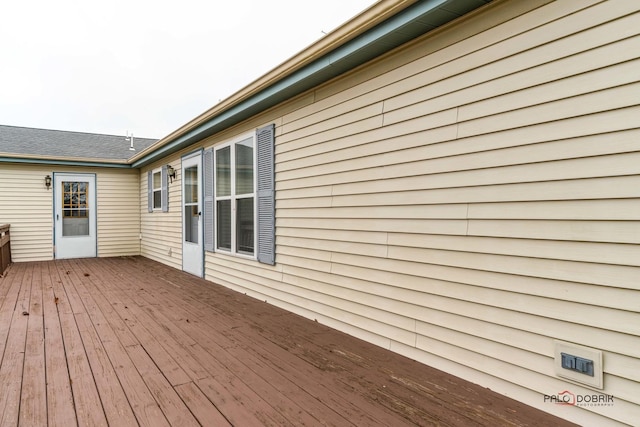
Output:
[
  {"xmin": 139, "ymin": 1, "xmax": 640, "ymax": 425},
  {"xmin": 0, "ymin": 164, "xmax": 53, "ymax": 261},
  {"xmin": 0, "ymin": 164, "xmax": 142, "ymax": 261},
  {"xmin": 272, "ymin": 1, "xmax": 640, "ymax": 424},
  {"xmin": 140, "ymin": 159, "xmax": 182, "ymax": 270},
  {"xmin": 96, "ymin": 168, "xmax": 141, "ymax": 257}
]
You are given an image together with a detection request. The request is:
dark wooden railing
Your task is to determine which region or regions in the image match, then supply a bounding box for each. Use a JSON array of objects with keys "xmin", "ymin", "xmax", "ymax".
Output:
[{"xmin": 0, "ymin": 224, "xmax": 11, "ymax": 276}]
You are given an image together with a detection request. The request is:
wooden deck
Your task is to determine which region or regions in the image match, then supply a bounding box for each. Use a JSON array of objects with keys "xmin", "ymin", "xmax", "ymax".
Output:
[{"xmin": 0, "ymin": 256, "xmax": 575, "ymax": 426}]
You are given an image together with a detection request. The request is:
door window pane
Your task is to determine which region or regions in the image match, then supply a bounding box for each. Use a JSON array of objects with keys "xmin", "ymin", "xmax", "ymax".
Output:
[
  {"xmin": 235, "ymin": 137, "xmax": 253, "ymax": 195},
  {"xmin": 216, "ymin": 146, "xmax": 231, "ymax": 197},
  {"xmin": 216, "ymin": 200, "xmax": 231, "ymax": 250},
  {"xmin": 236, "ymin": 197, "xmax": 254, "ymax": 254},
  {"xmin": 184, "ymin": 166, "xmax": 198, "ymax": 204},
  {"xmin": 184, "ymin": 205, "xmax": 199, "ymax": 243},
  {"xmin": 62, "ymin": 181, "xmax": 90, "ymax": 236}
]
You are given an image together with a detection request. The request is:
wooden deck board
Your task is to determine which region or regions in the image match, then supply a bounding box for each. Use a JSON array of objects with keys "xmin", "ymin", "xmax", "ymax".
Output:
[
  {"xmin": 42, "ymin": 262, "xmax": 78, "ymax": 427},
  {"xmin": 19, "ymin": 262, "xmax": 47, "ymax": 427},
  {"xmin": 0, "ymin": 257, "xmax": 578, "ymax": 427},
  {"xmin": 0, "ymin": 265, "xmax": 27, "ymax": 426},
  {"xmin": 174, "ymin": 381, "xmax": 232, "ymax": 427}
]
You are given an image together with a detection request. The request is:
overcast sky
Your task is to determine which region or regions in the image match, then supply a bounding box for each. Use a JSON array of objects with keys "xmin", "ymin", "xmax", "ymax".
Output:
[{"xmin": 1, "ymin": 0, "xmax": 376, "ymax": 139}]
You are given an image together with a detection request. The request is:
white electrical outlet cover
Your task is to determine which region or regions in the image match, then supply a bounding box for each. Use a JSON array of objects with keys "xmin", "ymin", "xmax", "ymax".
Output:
[{"xmin": 554, "ymin": 341, "xmax": 603, "ymax": 389}]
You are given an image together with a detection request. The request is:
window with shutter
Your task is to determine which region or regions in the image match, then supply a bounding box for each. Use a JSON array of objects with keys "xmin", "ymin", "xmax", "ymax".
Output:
[
  {"xmin": 147, "ymin": 166, "xmax": 169, "ymax": 212},
  {"xmin": 213, "ymin": 134, "xmax": 255, "ymax": 257},
  {"xmin": 205, "ymin": 124, "xmax": 275, "ymax": 264}
]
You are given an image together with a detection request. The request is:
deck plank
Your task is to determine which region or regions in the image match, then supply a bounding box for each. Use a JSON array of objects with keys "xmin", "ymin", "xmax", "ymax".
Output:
[
  {"xmin": 74, "ymin": 312, "xmax": 139, "ymax": 427},
  {"xmin": 0, "ymin": 264, "xmax": 28, "ymax": 425},
  {"xmin": 93, "ymin": 259, "xmax": 295, "ymax": 426},
  {"xmin": 61, "ymin": 260, "xmax": 171, "ymax": 427},
  {"xmin": 126, "ymin": 344, "xmax": 201, "ymax": 427},
  {"xmin": 174, "ymin": 381, "xmax": 232, "ymax": 427},
  {"xmin": 42, "ymin": 262, "xmax": 78, "ymax": 427},
  {"xmin": 0, "ymin": 257, "xmax": 579, "ymax": 427},
  {"xmin": 51, "ymin": 262, "xmax": 110, "ymax": 427},
  {"xmin": 105, "ymin": 257, "xmax": 402, "ymax": 426},
  {"xmin": 19, "ymin": 262, "xmax": 47, "ymax": 427}
]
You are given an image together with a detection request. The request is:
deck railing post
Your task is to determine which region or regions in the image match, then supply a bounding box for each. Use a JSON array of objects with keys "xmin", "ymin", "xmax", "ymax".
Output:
[{"xmin": 0, "ymin": 224, "xmax": 11, "ymax": 276}]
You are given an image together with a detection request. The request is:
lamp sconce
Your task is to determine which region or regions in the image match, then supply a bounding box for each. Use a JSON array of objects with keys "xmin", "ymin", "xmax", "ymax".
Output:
[
  {"xmin": 166, "ymin": 165, "xmax": 176, "ymax": 183},
  {"xmin": 45, "ymin": 175, "xmax": 52, "ymax": 190}
]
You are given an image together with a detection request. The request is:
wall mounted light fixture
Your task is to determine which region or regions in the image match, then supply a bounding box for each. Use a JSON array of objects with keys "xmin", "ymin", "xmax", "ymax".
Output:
[
  {"xmin": 166, "ymin": 165, "xmax": 176, "ymax": 183},
  {"xmin": 45, "ymin": 175, "xmax": 52, "ymax": 190}
]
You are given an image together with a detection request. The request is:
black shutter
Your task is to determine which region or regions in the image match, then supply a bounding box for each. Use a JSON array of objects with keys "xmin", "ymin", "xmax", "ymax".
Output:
[
  {"xmin": 203, "ymin": 148, "xmax": 215, "ymax": 252},
  {"xmin": 256, "ymin": 124, "xmax": 275, "ymax": 265}
]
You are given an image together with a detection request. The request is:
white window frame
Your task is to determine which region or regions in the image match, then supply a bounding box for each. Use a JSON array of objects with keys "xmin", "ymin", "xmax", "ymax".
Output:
[
  {"xmin": 213, "ymin": 132, "xmax": 257, "ymax": 259},
  {"xmin": 151, "ymin": 167, "xmax": 163, "ymax": 210}
]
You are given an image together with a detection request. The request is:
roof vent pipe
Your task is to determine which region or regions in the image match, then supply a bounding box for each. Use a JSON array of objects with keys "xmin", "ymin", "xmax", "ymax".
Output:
[{"xmin": 126, "ymin": 131, "xmax": 135, "ymax": 151}]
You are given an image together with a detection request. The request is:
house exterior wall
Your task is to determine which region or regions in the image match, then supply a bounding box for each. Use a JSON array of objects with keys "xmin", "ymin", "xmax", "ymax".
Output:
[
  {"xmin": 139, "ymin": 0, "xmax": 640, "ymax": 424},
  {"xmin": 0, "ymin": 163, "xmax": 140, "ymax": 261},
  {"xmin": 140, "ymin": 159, "xmax": 183, "ymax": 269}
]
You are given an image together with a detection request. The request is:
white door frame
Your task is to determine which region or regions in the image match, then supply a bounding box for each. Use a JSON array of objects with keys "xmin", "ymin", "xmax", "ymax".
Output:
[
  {"xmin": 54, "ymin": 173, "xmax": 97, "ymax": 259},
  {"xmin": 182, "ymin": 152, "xmax": 203, "ymax": 277}
]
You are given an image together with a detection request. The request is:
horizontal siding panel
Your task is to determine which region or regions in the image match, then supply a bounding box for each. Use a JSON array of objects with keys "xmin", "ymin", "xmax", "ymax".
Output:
[
  {"xmin": 388, "ymin": 244, "xmax": 640, "ymax": 293},
  {"xmin": 468, "ymin": 199, "xmax": 640, "ymax": 220},
  {"xmin": 205, "ymin": 255, "xmax": 282, "ymax": 283},
  {"xmin": 330, "ymin": 176, "xmax": 640, "ymax": 206},
  {"xmin": 276, "ymin": 217, "xmax": 468, "ymax": 235},
  {"xmin": 276, "ymin": 185, "xmax": 332, "ymax": 200},
  {"xmin": 277, "ymin": 227, "xmax": 388, "ymax": 245},
  {"xmin": 381, "ymin": 104, "xmax": 457, "ymax": 129},
  {"xmin": 602, "ymin": 373, "xmax": 640, "ymax": 406},
  {"xmin": 459, "ymin": 58, "xmax": 640, "ymax": 122},
  {"xmin": 277, "ymin": 245, "xmax": 332, "ymax": 264},
  {"xmin": 458, "ymin": 83, "xmax": 640, "ymax": 138},
  {"xmin": 277, "ymin": 107, "xmax": 640, "ymax": 182},
  {"xmin": 274, "ymin": 196, "xmax": 332, "ymax": 209},
  {"xmin": 275, "ymin": 253, "xmax": 332, "ymax": 274},
  {"xmin": 278, "ymin": 236, "xmax": 387, "ymax": 258},
  {"xmin": 305, "ymin": 0, "xmax": 599, "ymax": 125},
  {"xmin": 384, "ymin": 2, "xmax": 640, "ymax": 113},
  {"xmin": 390, "ymin": 233, "xmax": 640, "ymax": 267},
  {"xmin": 330, "ymin": 152, "xmax": 640, "ymax": 196},
  {"xmin": 332, "ymin": 254, "xmax": 640, "ymax": 336},
  {"xmin": 278, "ymin": 102, "xmax": 384, "ymax": 145},
  {"xmin": 604, "ymin": 353, "xmax": 640, "ymax": 383},
  {"xmin": 282, "ymin": 273, "xmax": 416, "ymax": 341},
  {"xmin": 386, "ymin": 40, "xmax": 640, "ymax": 130},
  {"xmin": 276, "ymin": 116, "xmax": 383, "ymax": 161},
  {"xmin": 277, "ymin": 128, "xmax": 640, "ymax": 190},
  {"xmin": 276, "ymin": 121, "xmax": 456, "ymax": 175},
  {"xmin": 277, "ymin": 204, "xmax": 467, "ymax": 219},
  {"xmin": 468, "ymin": 219, "xmax": 640, "ymax": 244},
  {"xmin": 329, "ymin": 254, "xmax": 639, "ymax": 313},
  {"xmin": 334, "ymin": 263, "xmax": 640, "ymax": 359}
]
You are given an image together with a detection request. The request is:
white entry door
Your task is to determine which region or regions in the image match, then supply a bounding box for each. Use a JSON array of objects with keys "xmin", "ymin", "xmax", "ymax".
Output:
[
  {"xmin": 54, "ymin": 173, "xmax": 97, "ymax": 259},
  {"xmin": 182, "ymin": 154, "xmax": 203, "ymax": 276}
]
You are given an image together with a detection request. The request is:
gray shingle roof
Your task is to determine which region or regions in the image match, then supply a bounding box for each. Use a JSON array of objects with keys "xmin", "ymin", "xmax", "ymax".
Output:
[{"xmin": 0, "ymin": 125, "xmax": 157, "ymax": 161}]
